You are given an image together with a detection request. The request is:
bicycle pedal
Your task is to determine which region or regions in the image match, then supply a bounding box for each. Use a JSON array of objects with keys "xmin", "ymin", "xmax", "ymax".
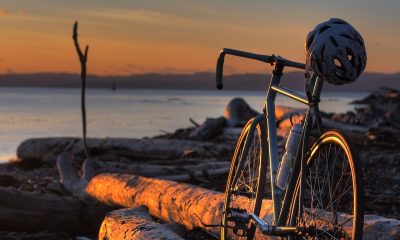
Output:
[{"xmin": 233, "ymin": 225, "xmax": 248, "ymax": 237}]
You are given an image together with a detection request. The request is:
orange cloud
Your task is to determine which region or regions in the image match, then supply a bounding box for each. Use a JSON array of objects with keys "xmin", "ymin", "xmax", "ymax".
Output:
[{"xmin": 0, "ymin": 8, "xmax": 10, "ymax": 16}]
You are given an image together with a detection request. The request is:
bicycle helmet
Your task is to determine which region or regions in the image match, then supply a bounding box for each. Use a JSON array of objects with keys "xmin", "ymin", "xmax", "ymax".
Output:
[{"xmin": 305, "ymin": 18, "xmax": 367, "ymax": 85}]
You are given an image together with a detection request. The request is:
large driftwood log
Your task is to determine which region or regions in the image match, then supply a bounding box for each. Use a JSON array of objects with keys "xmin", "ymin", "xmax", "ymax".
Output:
[
  {"xmin": 99, "ymin": 206, "xmax": 184, "ymax": 240},
  {"xmin": 86, "ymin": 173, "xmax": 224, "ymax": 234},
  {"xmin": 0, "ymin": 186, "xmax": 113, "ymax": 234},
  {"xmin": 86, "ymin": 173, "xmax": 400, "ymax": 240},
  {"xmin": 17, "ymin": 137, "xmax": 231, "ymax": 164}
]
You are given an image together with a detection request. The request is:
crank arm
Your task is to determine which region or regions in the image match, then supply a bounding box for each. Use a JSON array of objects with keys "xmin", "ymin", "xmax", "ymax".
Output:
[{"xmin": 250, "ymin": 214, "xmax": 298, "ymax": 236}]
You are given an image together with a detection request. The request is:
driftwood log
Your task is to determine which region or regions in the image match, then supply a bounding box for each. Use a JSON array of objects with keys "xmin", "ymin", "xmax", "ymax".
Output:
[
  {"xmin": 97, "ymin": 160, "xmax": 230, "ymax": 180},
  {"xmin": 17, "ymin": 138, "xmax": 231, "ymax": 164},
  {"xmin": 57, "ymin": 153, "xmax": 92, "ymax": 199},
  {"xmin": 0, "ymin": 186, "xmax": 113, "ymax": 234},
  {"xmin": 99, "ymin": 206, "xmax": 184, "ymax": 240},
  {"xmin": 85, "ymin": 173, "xmax": 400, "ymax": 240},
  {"xmin": 58, "ymin": 152, "xmax": 230, "ymax": 195}
]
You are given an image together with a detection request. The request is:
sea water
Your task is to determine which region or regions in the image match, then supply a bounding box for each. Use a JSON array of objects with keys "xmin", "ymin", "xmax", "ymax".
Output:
[{"xmin": 0, "ymin": 88, "xmax": 367, "ymax": 162}]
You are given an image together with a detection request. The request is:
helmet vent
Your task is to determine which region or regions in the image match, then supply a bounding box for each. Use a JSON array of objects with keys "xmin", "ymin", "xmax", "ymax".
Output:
[
  {"xmin": 348, "ymin": 54, "xmax": 353, "ymax": 62},
  {"xmin": 346, "ymin": 48, "xmax": 354, "ymax": 64},
  {"xmin": 340, "ymin": 33, "xmax": 353, "ymax": 40},
  {"xmin": 330, "ymin": 36, "xmax": 338, "ymax": 47},
  {"xmin": 334, "ymin": 58, "xmax": 342, "ymax": 68},
  {"xmin": 319, "ymin": 25, "xmax": 331, "ymax": 34}
]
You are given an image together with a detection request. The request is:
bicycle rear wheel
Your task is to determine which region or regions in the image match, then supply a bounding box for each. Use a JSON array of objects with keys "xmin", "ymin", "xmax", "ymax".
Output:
[
  {"xmin": 291, "ymin": 130, "xmax": 364, "ymax": 239},
  {"xmin": 220, "ymin": 118, "xmax": 268, "ymax": 240}
]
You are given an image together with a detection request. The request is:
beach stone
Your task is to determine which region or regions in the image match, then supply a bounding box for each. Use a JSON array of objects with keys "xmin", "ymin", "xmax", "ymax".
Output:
[
  {"xmin": 188, "ymin": 117, "xmax": 226, "ymax": 141},
  {"xmin": 224, "ymin": 98, "xmax": 259, "ymax": 127},
  {"xmin": 0, "ymin": 174, "xmax": 18, "ymax": 187}
]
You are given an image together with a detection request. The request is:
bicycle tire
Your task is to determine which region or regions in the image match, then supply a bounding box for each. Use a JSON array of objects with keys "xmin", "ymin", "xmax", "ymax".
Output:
[
  {"xmin": 290, "ymin": 130, "xmax": 364, "ymax": 240},
  {"xmin": 220, "ymin": 117, "xmax": 268, "ymax": 240}
]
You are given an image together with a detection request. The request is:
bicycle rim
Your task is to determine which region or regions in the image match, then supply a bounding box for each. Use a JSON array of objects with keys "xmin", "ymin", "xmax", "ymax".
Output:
[
  {"xmin": 221, "ymin": 119, "xmax": 268, "ymax": 240},
  {"xmin": 292, "ymin": 130, "xmax": 364, "ymax": 240}
]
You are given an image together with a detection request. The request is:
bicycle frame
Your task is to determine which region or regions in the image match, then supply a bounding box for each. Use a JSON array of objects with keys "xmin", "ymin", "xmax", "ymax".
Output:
[{"xmin": 217, "ymin": 48, "xmax": 325, "ymax": 231}]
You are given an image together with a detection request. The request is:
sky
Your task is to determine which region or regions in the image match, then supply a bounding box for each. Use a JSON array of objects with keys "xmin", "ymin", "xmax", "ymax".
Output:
[{"xmin": 0, "ymin": 0, "xmax": 399, "ymax": 76}]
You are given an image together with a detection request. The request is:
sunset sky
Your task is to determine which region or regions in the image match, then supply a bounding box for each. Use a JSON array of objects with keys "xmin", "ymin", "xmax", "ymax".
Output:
[{"xmin": 0, "ymin": 0, "xmax": 399, "ymax": 76}]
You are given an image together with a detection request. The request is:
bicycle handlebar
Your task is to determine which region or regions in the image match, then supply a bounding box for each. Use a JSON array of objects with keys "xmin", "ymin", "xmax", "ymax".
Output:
[{"xmin": 216, "ymin": 48, "xmax": 306, "ymax": 89}]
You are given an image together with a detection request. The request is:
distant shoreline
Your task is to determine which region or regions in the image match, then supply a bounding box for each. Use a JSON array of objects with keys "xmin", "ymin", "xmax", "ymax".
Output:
[
  {"xmin": 0, "ymin": 86, "xmax": 372, "ymax": 94},
  {"xmin": 0, "ymin": 72, "xmax": 399, "ymax": 92}
]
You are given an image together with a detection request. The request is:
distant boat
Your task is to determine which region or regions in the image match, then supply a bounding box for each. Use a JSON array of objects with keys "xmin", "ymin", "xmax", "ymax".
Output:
[{"xmin": 111, "ymin": 79, "xmax": 117, "ymax": 91}]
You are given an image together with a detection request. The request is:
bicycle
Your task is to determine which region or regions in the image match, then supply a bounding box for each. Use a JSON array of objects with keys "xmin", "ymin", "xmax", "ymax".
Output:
[{"xmin": 216, "ymin": 48, "xmax": 364, "ymax": 240}]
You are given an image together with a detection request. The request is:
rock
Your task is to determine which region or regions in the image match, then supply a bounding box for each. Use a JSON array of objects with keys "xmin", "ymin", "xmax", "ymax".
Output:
[
  {"xmin": 224, "ymin": 98, "xmax": 259, "ymax": 127},
  {"xmin": 385, "ymin": 105, "xmax": 400, "ymax": 127},
  {"xmin": 330, "ymin": 87, "xmax": 400, "ymax": 130},
  {"xmin": 75, "ymin": 237, "xmax": 92, "ymax": 240},
  {"xmin": 46, "ymin": 181, "xmax": 69, "ymax": 196},
  {"xmin": 0, "ymin": 174, "xmax": 19, "ymax": 187},
  {"xmin": 188, "ymin": 117, "xmax": 226, "ymax": 141}
]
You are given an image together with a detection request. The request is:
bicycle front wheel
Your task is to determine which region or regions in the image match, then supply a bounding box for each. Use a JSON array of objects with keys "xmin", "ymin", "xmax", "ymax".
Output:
[
  {"xmin": 221, "ymin": 117, "xmax": 268, "ymax": 240},
  {"xmin": 292, "ymin": 130, "xmax": 364, "ymax": 240}
]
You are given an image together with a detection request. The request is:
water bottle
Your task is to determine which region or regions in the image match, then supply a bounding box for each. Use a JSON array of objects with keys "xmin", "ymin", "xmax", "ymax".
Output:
[{"xmin": 276, "ymin": 123, "xmax": 303, "ymax": 190}]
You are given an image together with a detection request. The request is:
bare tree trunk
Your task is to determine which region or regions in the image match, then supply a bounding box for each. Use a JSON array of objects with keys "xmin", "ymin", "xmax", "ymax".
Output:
[{"xmin": 99, "ymin": 206, "xmax": 184, "ymax": 240}]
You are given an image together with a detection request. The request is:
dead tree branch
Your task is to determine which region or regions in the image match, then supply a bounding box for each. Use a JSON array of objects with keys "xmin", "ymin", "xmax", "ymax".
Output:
[{"xmin": 73, "ymin": 21, "xmax": 90, "ymax": 157}]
